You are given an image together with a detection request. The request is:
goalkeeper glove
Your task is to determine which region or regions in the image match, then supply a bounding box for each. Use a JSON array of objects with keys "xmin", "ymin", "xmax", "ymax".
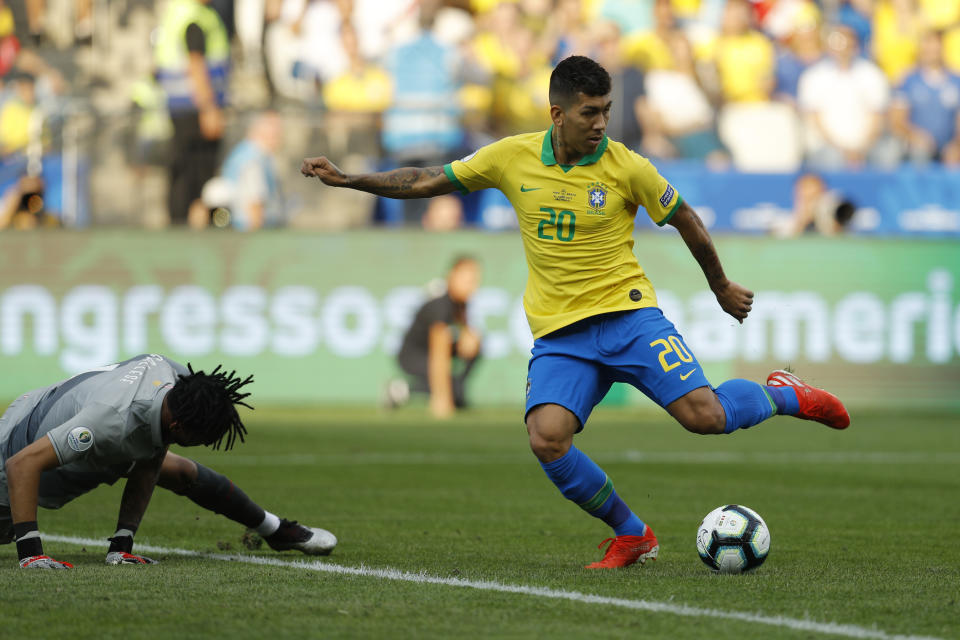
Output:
[
  {"xmin": 13, "ymin": 521, "xmax": 71, "ymax": 568},
  {"xmin": 19, "ymin": 555, "xmax": 73, "ymax": 569},
  {"xmin": 106, "ymin": 531, "xmax": 157, "ymax": 565},
  {"xmin": 105, "ymin": 551, "xmax": 157, "ymax": 565}
]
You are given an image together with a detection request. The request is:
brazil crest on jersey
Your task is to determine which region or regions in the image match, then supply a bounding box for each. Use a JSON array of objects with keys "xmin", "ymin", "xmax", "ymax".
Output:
[{"xmin": 444, "ymin": 126, "xmax": 682, "ymax": 338}]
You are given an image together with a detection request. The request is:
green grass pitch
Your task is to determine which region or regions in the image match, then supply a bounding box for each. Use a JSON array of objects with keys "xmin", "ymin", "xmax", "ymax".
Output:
[{"xmin": 2, "ymin": 406, "xmax": 958, "ymax": 639}]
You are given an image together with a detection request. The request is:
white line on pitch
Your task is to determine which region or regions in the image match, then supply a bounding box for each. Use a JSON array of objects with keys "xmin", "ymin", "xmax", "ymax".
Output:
[
  {"xmin": 46, "ymin": 534, "xmax": 940, "ymax": 640},
  {"xmin": 201, "ymin": 450, "xmax": 960, "ymax": 467}
]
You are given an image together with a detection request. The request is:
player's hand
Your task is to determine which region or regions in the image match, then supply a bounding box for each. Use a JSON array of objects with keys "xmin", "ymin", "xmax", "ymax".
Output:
[
  {"xmin": 199, "ymin": 106, "xmax": 225, "ymax": 140},
  {"xmin": 19, "ymin": 555, "xmax": 73, "ymax": 569},
  {"xmin": 106, "ymin": 551, "xmax": 158, "ymax": 565},
  {"xmin": 456, "ymin": 328, "xmax": 482, "ymax": 360},
  {"xmin": 301, "ymin": 156, "xmax": 348, "ymax": 187},
  {"xmin": 713, "ymin": 280, "xmax": 753, "ymax": 323},
  {"xmin": 430, "ymin": 395, "xmax": 455, "ymax": 420}
]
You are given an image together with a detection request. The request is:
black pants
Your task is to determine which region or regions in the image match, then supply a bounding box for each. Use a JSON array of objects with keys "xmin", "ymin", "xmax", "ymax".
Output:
[{"xmin": 168, "ymin": 111, "xmax": 220, "ymax": 224}]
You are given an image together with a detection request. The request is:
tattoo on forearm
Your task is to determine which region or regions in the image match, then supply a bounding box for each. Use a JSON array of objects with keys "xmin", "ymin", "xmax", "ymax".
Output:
[
  {"xmin": 682, "ymin": 207, "xmax": 727, "ymax": 288},
  {"xmin": 692, "ymin": 241, "xmax": 726, "ymax": 287},
  {"xmin": 351, "ymin": 166, "xmax": 444, "ymax": 198}
]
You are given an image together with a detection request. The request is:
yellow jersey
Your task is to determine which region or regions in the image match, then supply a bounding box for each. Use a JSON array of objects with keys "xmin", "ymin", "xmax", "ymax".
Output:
[
  {"xmin": 712, "ymin": 31, "xmax": 775, "ymax": 103},
  {"xmin": 444, "ymin": 127, "xmax": 682, "ymax": 339}
]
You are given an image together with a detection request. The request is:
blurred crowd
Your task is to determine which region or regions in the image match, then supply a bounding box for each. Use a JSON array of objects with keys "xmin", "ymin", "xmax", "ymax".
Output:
[
  {"xmin": 0, "ymin": 0, "xmax": 959, "ymax": 230},
  {"xmin": 252, "ymin": 0, "xmax": 960, "ymax": 172}
]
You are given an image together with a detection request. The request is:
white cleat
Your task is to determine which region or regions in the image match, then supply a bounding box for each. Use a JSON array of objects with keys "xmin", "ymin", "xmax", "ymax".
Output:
[{"xmin": 264, "ymin": 519, "xmax": 337, "ymax": 556}]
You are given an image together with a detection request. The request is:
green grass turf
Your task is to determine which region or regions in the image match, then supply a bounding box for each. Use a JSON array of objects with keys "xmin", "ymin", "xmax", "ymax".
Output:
[{"xmin": 2, "ymin": 407, "xmax": 958, "ymax": 639}]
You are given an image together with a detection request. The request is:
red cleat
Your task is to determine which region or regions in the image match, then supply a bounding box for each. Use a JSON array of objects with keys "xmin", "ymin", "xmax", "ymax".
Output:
[
  {"xmin": 766, "ymin": 369, "xmax": 850, "ymax": 429},
  {"xmin": 584, "ymin": 527, "xmax": 659, "ymax": 569}
]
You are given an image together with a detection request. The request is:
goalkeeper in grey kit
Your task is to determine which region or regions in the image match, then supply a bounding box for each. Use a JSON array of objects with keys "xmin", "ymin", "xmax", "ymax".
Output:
[{"xmin": 0, "ymin": 354, "xmax": 337, "ymax": 569}]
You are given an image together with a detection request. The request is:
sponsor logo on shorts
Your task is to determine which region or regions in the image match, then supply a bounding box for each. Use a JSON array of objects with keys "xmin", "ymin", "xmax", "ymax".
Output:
[
  {"xmin": 525, "ymin": 378, "xmax": 531, "ymax": 398},
  {"xmin": 659, "ymin": 184, "xmax": 675, "ymax": 208},
  {"xmin": 680, "ymin": 368, "xmax": 697, "ymax": 380},
  {"xmin": 67, "ymin": 427, "xmax": 94, "ymax": 452}
]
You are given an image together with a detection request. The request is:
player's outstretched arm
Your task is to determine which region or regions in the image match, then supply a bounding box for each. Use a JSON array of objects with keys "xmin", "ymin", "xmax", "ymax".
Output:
[
  {"xmin": 5, "ymin": 437, "xmax": 73, "ymax": 568},
  {"xmin": 301, "ymin": 156, "xmax": 457, "ymax": 199},
  {"xmin": 668, "ymin": 200, "xmax": 754, "ymax": 323},
  {"xmin": 106, "ymin": 451, "xmax": 166, "ymax": 565}
]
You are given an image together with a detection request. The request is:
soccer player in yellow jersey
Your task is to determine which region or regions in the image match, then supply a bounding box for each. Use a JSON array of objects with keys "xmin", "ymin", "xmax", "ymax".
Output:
[{"xmin": 302, "ymin": 56, "xmax": 850, "ymax": 569}]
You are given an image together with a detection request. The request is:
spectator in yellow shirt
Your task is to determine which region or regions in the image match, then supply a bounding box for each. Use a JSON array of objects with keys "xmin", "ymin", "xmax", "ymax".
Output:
[
  {"xmin": 471, "ymin": 1, "xmax": 552, "ymax": 135},
  {"xmin": 490, "ymin": 25, "xmax": 553, "ymax": 135},
  {"xmin": 322, "ymin": 23, "xmax": 392, "ymax": 116},
  {"xmin": 0, "ymin": 73, "xmax": 37, "ymax": 155},
  {"xmin": 0, "ymin": 0, "xmax": 14, "ymax": 38},
  {"xmin": 918, "ymin": 0, "xmax": 960, "ymax": 30},
  {"xmin": 709, "ymin": 0, "xmax": 775, "ymax": 103},
  {"xmin": 321, "ymin": 22, "xmax": 392, "ymax": 158},
  {"xmin": 670, "ymin": 0, "xmax": 700, "ymax": 21},
  {"xmin": 622, "ymin": 0, "xmax": 680, "ymax": 71},
  {"xmin": 471, "ymin": 1, "xmax": 528, "ymax": 79},
  {"xmin": 945, "ymin": 25, "xmax": 960, "ymax": 73},
  {"xmin": 639, "ymin": 29, "xmax": 728, "ymax": 163},
  {"xmin": 872, "ymin": 0, "xmax": 923, "ymax": 84}
]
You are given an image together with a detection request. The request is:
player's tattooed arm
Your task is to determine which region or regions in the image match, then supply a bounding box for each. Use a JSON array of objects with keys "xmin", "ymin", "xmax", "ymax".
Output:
[
  {"xmin": 301, "ymin": 157, "xmax": 457, "ymax": 199},
  {"xmin": 668, "ymin": 201, "xmax": 754, "ymax": 323},
  {"xmin": 348, "ymin": 166, "xmax": 456, "ymax": 199},
  {"xmin": 116, "ymin": 450, "xmax": 166, "ymax": 532}
]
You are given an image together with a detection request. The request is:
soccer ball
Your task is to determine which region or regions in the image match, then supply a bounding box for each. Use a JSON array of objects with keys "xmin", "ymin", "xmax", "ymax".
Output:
[{"xmin": 696, "ymin": 504, "xmax": 770, "ymax": 573}]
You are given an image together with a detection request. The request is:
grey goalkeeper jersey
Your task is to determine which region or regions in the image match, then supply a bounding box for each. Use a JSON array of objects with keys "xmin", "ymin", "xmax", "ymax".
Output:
[{"xmin": 0, "ymin": 354, "xmax": 187, "ymax": 509}]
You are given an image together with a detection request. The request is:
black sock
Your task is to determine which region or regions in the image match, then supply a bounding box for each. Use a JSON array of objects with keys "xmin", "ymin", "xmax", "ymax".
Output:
[
  {"xmin": 182, "ymin": 463, "xmax": 266, "ymax": 529},
  {"xmin": 14, "ymin": 521, "xmax": 42, "ymax": 559}
]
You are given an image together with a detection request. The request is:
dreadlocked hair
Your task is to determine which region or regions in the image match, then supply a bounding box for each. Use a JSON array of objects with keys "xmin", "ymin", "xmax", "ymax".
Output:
[{"xmin": 166, "ymin": 363, "xmax": 254, "ymax": 450}]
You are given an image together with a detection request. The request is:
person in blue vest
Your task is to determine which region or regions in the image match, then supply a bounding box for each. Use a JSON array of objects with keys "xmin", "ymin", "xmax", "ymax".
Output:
[
  {"xmin": 154, "ymin": 0, "xmax": 230, "ymax": 227},
  {"xmin": 379, "ymin": 0, "xmax": 465, "ymax": 226}
]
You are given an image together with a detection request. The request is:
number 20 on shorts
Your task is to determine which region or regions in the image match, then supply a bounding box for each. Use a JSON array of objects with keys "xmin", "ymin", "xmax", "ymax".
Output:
[{"xmin": 649, "ymin": 335, "xmax": 694, "ymax": 372}]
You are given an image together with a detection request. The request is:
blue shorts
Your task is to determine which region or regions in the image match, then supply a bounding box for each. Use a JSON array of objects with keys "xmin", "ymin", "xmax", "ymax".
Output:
[{"xmin": 525, "ymin": 308, "xmax": 711, "ymax": 429}]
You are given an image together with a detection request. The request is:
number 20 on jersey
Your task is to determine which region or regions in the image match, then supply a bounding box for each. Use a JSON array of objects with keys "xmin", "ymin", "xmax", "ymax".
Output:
[{"xmin": 538, "ymin": 207, "xmax": 576, "ymax": 242}]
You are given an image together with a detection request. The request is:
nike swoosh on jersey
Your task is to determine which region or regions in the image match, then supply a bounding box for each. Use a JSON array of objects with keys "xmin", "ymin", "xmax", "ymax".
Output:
[
  {"xmin": 520, "ymin": 185, "xmax": 542, "ymax": 192},
  {"xmin": 680, "ymin": 369, "xmax": 697, "ymax": 380}
]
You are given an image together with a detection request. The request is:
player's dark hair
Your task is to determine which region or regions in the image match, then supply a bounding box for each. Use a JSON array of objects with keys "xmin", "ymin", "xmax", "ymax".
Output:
[
  {"xmin": 166, "ymin": 363, "xmax": 254, "ymax": 450},
  {"xmin": 549, "ymin": 56, "xmax": 611, "ymax": 109}
]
